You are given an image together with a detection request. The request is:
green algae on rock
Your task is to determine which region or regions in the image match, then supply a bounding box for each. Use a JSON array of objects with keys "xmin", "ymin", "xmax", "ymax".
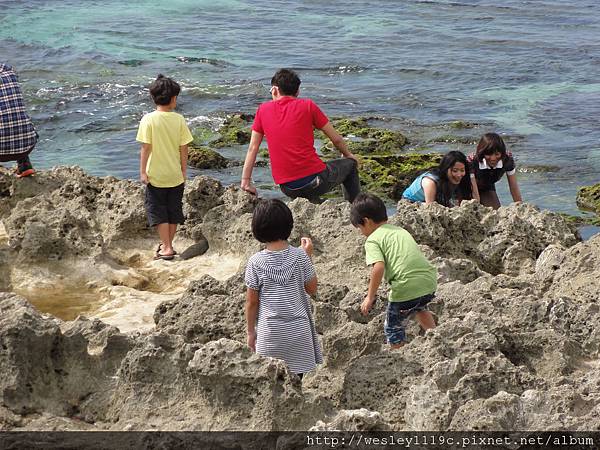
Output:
[
  {"xmin": 188, "ymin": 146, "xmax": 229, "ymax": 170},
  {"xmin": 318, "ymin": 117, "xmax": 408, "ymax": 156},
  {"xmin": 358, "ymin": 153, "xmax": 441, "ymax": 200},
  {"xmin": 576, "ymin": 183, "xmax": 600, "ymax": 214},
  {"xmin": 211, "ymin": 113, "xmax": 253, "ymax": 148},
  {"xmin": 448, "ymin": 120, "xmax": 476, "ymax": 129}
]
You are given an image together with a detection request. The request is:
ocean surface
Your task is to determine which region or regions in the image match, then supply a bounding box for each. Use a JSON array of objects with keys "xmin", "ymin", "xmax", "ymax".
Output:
[{"xmin": 2, "ymin": 0, "xmax": 600, "ymax": 231}]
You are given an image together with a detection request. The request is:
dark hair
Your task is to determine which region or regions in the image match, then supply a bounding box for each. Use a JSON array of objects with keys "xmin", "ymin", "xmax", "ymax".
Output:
[
  {"xmin": 350, "ymin": 193, "xmax": 388, "ymax": 227},
  {"xmin": 251, "ymin": 199, "xmax": 293, "ymax": 243},
  {"xmin": 271, "ymin": 69, "xmax": 301, "ymax": 96},
  {"xmin": 149, "ymin": 74, "xmax": 181, "ymax": 106},
  {"xmin": 476, "ymin": 133, "xmax": 507, "ymax": 162},
  {"xmin": 431, "ymin": 151, "xmax": 472, "ymax": 206}
]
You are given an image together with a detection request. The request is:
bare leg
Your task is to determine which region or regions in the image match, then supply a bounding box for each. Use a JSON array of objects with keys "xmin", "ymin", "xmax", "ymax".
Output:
[
  {"xmin": 479, "ymin": 190, "xmax": 501, "ymax": 209},
  {"xmin": 415, "ymin": 311, "xmax": 436, "ymax": 330},
  {"xmin": 157, "ymin": 223, "xmax": 174, "ymax": 255},
  {"xmin": 169, "ymin": 224, "xmax": 177, "ymax": 250},
  {"xmin": 390, "ymin": 342, "xmax": 405, "ymax": 350}
]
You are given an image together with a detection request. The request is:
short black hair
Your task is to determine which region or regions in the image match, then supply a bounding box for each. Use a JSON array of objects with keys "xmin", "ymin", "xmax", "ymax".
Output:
[
  {"xmin": 149, "ymin": 74, "xmax": 181, "ymax": 106},
  {"xmin": 251, "ymin": 199, "xmax": 293, "ymax": 243},
  {"xmin": 271, "ymin": 69, "xmax": 301, "ymax": 96},
  {"xmin": 350, "ymin": 193, "xmax": 388, "ymax": 227}
]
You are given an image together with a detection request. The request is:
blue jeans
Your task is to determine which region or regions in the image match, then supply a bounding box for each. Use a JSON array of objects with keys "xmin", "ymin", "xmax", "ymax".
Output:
[
  {"xmin": 384, "ymin": 293, "xmax": 435, "ymax": 344},
  {"xmin": 280, "ymin": 158, "xmax": 360, "ymax": 203}
]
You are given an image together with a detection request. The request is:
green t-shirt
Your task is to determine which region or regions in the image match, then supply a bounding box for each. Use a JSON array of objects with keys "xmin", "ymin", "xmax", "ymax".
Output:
[
  {"xmin": 365, "ymin": 224, "xmax": 437, "ymax": 302},
  {"xmin": 136, "ymin": 111, "xmax": 193, "ymax": 188}
]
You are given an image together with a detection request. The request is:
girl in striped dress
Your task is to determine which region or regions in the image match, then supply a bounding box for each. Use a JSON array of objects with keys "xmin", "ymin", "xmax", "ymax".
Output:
[{"xmin": 245, "ymin": 199, "xmax": 323, "ymax": 377}]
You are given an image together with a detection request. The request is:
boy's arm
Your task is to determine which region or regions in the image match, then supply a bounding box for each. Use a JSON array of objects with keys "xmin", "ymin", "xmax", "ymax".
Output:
[
  {"xmin": 361, "ymin": 261, "xmax": 385, "ymax": 316},
  {"xmin": 180, "ymin": 144, "xmax": 188, "ymax": 181},
  {"xmin": 245, "ymin": 287, "xmax": 259, "ymax": 352},
  {"xmin": 140, "ymin": 144, "xmax": 151, "ymax": 184},
  {"xmin": 241, "ymin": 130, "xmax": 263, "ymax": 195}
]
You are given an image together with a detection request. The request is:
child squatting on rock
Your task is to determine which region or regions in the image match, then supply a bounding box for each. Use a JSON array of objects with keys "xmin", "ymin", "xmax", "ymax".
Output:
[
  {"xmin": 351, "ymin": 193, "xmax": 438, "ymax": 349},
  {"xmin": 469, "ymin": 132, "xmax": 523, "ymax": 209},
  {"xmin": 245, "ymin": 199, "xmax": 323, "ymax": 378},
  {"xmin": 136, "ymin": 74, "xmax": 193, "ymax": 260}
]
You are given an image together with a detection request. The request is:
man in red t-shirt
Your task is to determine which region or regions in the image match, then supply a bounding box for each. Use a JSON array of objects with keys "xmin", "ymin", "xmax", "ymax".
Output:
[{"xmin": 240, "ymin": 69, "xmax": 360, "ymax": 203}]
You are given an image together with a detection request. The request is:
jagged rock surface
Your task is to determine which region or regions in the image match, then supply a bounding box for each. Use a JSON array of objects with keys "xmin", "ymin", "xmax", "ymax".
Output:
[{"xmin": 2, "ymin": 168, "xmax": 600, "ymax": 432}]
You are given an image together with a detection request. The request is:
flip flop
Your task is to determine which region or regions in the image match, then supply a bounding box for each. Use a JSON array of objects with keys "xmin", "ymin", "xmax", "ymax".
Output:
[
  {"xmin": 156, "ymin": 243, "xmax": 177, "ymax": 256},
  {"xmin": 153, "ymin": 252, "xmax": 175, "ymax": 261}
]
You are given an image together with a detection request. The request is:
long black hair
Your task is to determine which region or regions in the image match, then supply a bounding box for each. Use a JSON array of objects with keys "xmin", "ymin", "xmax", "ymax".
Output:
[{"xmin": 430, "ymin": 151, "xmax": 472, "ymax": 206}]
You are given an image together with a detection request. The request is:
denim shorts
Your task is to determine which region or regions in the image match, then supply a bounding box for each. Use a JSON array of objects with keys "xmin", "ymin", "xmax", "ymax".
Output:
[{"xmin": 384, "ymin": 293, "xmax": 435, "ymax": 344}]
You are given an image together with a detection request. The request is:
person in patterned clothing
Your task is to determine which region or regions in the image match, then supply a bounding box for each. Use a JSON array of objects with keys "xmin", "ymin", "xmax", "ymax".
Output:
[{"xmin": 0, "ymin": 63, "xmax": 37, "ymax": 177}]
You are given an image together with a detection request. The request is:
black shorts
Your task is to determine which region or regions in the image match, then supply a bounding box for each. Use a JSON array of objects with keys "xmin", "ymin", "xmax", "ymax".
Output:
[{"xmin": 145, "ymin": 183, "xmax": 185, "ymax": 227}]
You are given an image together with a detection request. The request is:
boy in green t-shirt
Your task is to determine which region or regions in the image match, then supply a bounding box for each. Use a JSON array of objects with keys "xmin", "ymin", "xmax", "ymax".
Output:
[
  {"xmin": 350, "ymin": 193, "xmax": 437, "ymax": 348},
  {"xmin": 136, "ymin": 74, "xmax": 193, "ymax": 260}
]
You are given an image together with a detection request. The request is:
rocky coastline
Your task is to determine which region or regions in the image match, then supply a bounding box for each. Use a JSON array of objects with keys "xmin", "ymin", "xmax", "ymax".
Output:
[{"xmin": 1, "ymin": 165, "xmax": 600, "ymax": 431}]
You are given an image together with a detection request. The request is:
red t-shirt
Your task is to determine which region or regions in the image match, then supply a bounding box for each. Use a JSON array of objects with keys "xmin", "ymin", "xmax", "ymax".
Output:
[{"xmin": 252, "ymin": 97, "xmax": 328, "ymax": 184}]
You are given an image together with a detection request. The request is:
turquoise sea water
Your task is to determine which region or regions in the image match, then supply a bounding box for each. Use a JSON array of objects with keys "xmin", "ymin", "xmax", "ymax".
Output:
[{"xmin": 1, "ymin": 0, "xmax": 600, "ymax": 226}]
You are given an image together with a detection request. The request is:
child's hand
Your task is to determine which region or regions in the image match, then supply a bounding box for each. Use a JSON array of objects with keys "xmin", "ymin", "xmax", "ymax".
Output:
[
  {"xmin": 360, "ymin": 295, "xmax": 375, "ymax": 316},
  {"xmin": 300, "ymin": 237, "xmax": 313, "ymax": 257},
  {"xmin": 140, "ymin": 173, "xmax": 149, "ymax": 185},
  {"xmin": 247, "ymin": 330, "xmax": 256, "ymax": 352}
]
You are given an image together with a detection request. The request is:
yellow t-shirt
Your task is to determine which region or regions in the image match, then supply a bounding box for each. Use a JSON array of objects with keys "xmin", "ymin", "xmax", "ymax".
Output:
[{"xmin": 136, "ymin": 111, "xmax": 193, "ymax": 187}]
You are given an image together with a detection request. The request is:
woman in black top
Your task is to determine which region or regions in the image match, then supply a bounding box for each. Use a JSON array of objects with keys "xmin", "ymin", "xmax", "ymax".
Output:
[{"xmin": 469, "ymin": 133, "xmax": 522, "ymax": 209}]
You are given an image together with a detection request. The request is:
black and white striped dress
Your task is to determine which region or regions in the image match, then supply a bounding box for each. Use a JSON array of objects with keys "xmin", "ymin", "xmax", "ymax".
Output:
[{"xmin": 245, "ymin": 245, "xmax": 323, "ymax": 374}]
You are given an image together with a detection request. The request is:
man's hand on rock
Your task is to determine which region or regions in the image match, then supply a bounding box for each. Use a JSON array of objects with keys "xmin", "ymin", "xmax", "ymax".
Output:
[
  {"xmin": 241, "ymin": 178, "xmax": 257, "ymax": 195},
  {"xmin": 344, "ymin": 152, "xmax": 360, "ymax": 167}
]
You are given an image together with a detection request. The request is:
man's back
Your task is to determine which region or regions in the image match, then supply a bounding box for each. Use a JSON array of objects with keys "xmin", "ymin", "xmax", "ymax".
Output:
[{"xmin": 252, "ymin": 97, "xmax": 327, "ymax": 184}]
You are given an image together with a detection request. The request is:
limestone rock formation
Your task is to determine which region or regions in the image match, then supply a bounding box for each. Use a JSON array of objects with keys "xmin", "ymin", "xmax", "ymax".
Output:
[{"xmin": 2, "ymin": 167, "xmax": 600, "ymax": 432}]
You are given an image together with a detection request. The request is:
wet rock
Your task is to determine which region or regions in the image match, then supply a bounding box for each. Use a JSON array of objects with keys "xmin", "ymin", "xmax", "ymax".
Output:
[
  {"xmin": 210, "ymin": 114, "xmax": 252, "ymax": 148},
  {"xmin": 179, "ymin": 239, "xmax": 209, "ymax": 260},
  {"xmin": 577, "ymin": 182, "xmax": 600, "ymax": 214},
  {"xmin": 188, "ymin": 146, "xmax": 229, "ymax": 169},
  {"xmin": 320, "ymin": 117, "xmax": 408, "ymax": 155},
  {"xmin": 360, "ymin": 153, "xmax": 441, "ymax": 200}
]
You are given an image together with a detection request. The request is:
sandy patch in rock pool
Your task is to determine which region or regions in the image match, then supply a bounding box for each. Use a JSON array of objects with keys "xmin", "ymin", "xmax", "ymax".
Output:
[{"xmin": 10, "ymin": 240, "xmax": 242, "ymax": 333}]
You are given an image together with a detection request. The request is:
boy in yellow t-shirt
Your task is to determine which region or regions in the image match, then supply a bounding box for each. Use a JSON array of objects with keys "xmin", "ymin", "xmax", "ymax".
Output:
[{"xmin": 136, "ymin": 74, "xmax": 193, "ymax": 260}]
